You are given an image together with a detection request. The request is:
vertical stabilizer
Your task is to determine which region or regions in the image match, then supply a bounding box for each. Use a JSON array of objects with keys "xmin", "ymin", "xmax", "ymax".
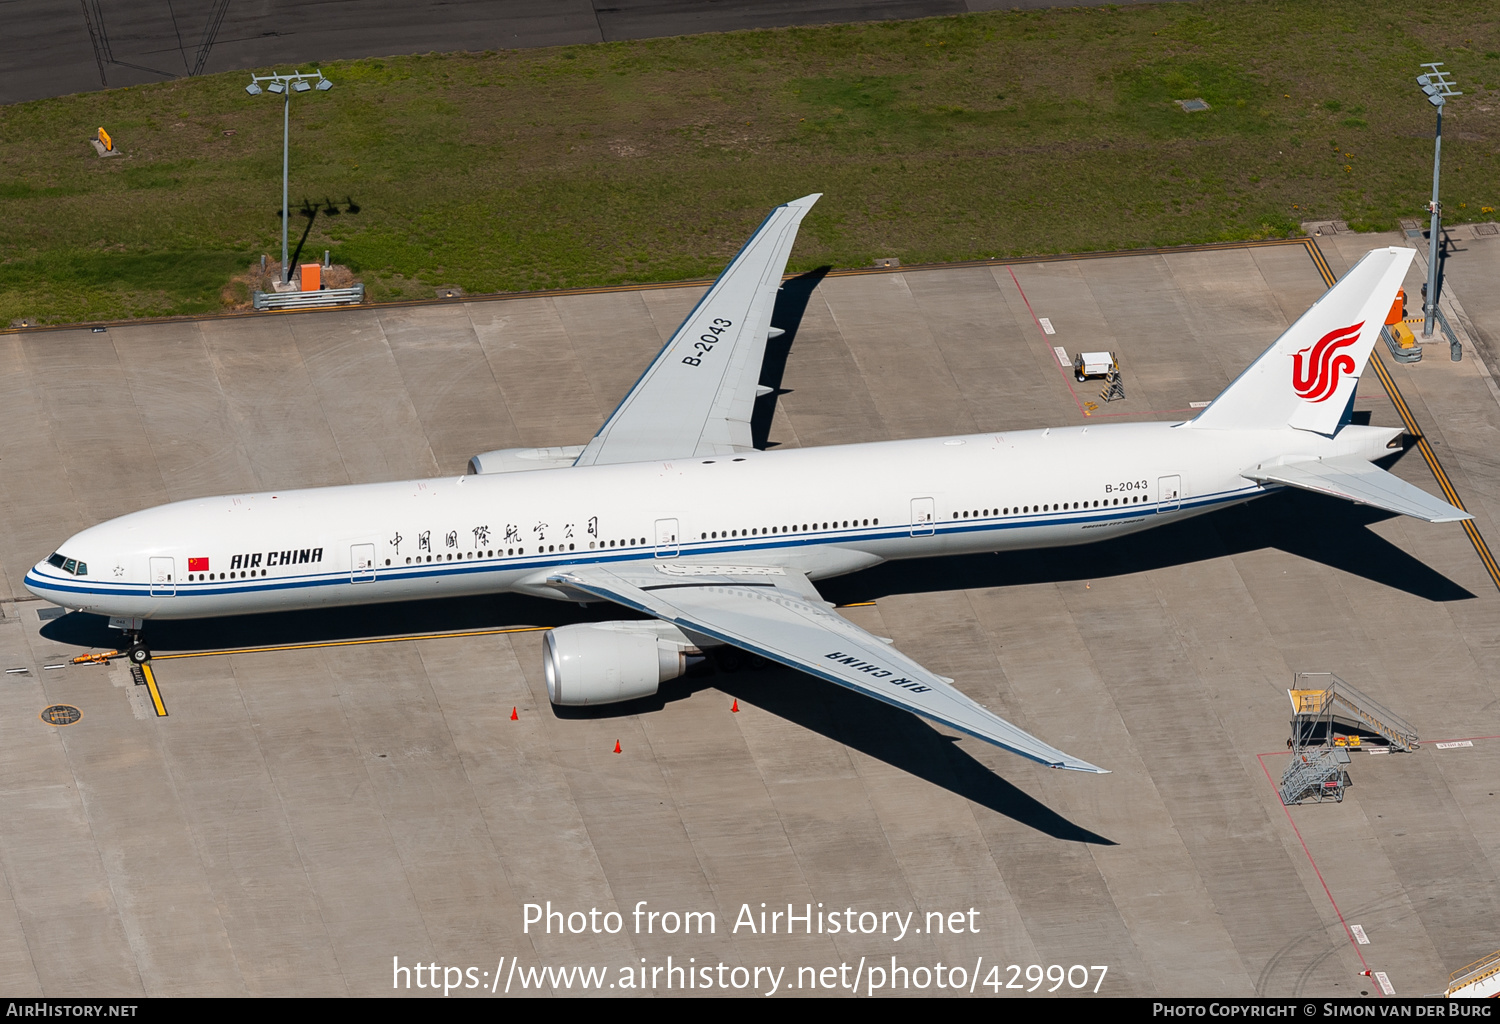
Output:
[{"xmin": 1186, "ymin": 247, "xmax": 1414, "ymax": 434}]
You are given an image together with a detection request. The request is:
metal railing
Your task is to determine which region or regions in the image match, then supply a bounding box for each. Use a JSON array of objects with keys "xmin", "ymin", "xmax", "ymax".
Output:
[
  {"xmin": 1446, "ymin": 949, "xmax": 1500, "ymax": 997},
  {"xmin": 1291, "ymin": 672, "xmax": 1419, "ymax": 752},
  {"xmin": 1279, "ymin": 748, "xmax": 1347, "ymax": 805},
  {"xmin": 252, "ymin": 284, "xmax": 364, "ymax": 311}
]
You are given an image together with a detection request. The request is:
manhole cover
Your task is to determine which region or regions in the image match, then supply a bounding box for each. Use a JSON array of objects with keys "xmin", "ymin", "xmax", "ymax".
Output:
[
  {"xmin": 41, "ymin": 704, "xmax": 81, "ymax": 726},
  {"xmin": 1475, "ymin": 223, "xmax": 1498, "ymax": 236},
  {"xmin": 1176, "ymin": 98, "xmax": 1210, "ymax": 112}
]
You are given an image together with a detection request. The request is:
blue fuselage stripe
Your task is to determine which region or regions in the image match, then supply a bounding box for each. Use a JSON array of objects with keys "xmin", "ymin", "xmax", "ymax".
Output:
[{"xmin": 26, "ymin": 486, "xmax": 1260, "ymax": 602}]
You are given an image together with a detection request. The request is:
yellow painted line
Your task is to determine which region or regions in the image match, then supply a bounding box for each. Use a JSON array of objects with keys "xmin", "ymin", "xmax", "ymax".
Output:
[
  {"xmin": 1305, "ymin": 239, "xmax": 1500, "ymax": 594},
  {"xmin": 151, "ymin": 625, "xmax": 552, "ymax": 661},
  {"xmin": 141, "ymin": 663, "xmax": 168, "ymax": 717}
]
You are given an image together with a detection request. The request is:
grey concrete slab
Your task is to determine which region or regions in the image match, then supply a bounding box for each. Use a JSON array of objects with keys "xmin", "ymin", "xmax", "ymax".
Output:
[
  {"xmin": 289, "ymin": 311, "xmax": 443, "ymax": 484},
  {"xmin": 553, "ymin": 290, "xmax": 675, "ymax": 436},
  {"xmin": 822, "ymin": 272, "xmax": 980, "ymax": 439},
  {"xmin": 53, "ymin": 663, "xmax": 243, "ymax": 997},
  {"xmin": 112, "ymin": 321, "xmax": 259, "ymax": 502},
  {"xmin": 198, "ymin": 317, "xmax": 350, "ymax": 490},
  {"xmin": 0, "ymin": 339, "xmax": 88, "ymax": 599},
  {"xmin": 376, "ymin": 305, "xmax": 517, "ymax": 477},
  {"xmin": 4, "ymin": 236, "xmax": 1500, "ymax": 997},
  {"xmin": 0, "ymin": 615, "xmax": 143, "ymax": 996},
  {"xmin": 903, "ymin": 266, "xmax": 1039, "ymax": 434},
  {"xmin": 149, "ymin": 653, "xmax": 346, "ymax": 996},
  {"xmin": 769, "ymin": 288, "xmax": 887, "ymax": 448},
  {"xmin": 466, "ymin": 298, "xmax": 605, "ymax": 449},
  {"xmin": 22, "ymin": 331, "xmax": 170, "ymax": 526}
]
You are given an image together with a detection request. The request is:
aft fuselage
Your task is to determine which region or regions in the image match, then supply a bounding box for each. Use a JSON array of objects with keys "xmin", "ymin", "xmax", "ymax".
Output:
[{"xmin": 25, "ymin": 420, "xmax": 1398, "ymax": 621}]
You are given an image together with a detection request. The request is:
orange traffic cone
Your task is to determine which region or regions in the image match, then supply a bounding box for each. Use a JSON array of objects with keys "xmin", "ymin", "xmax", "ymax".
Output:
[
  {"xmin": 510, "ymin": 707, "xmax": 518, "ymax": 721},
  {"xmin": 731, "ymin": 699, "xmax": 740, "ymax": 713},
  {"xmin": 613, "ymin": 740, "xmax": 622, "ymax": 754}
]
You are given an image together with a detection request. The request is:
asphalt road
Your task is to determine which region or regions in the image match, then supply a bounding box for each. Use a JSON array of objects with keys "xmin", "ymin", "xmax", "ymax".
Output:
[{"xmin": 2, "ymin": 0, "xmax": 1179, "ymax": 105}]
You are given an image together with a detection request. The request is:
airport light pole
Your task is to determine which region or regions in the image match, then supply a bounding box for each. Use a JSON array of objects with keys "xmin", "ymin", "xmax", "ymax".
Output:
[
  {"xmin": 245, "ymin": 70, "xmax": 333, "ymax": 285},
  {"xmin": 1416, "ymin": 63, "xmax": 1460, "ymax": 342}
]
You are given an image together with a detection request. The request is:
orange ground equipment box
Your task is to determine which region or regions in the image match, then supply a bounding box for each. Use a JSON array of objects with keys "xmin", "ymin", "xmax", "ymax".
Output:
[{"xmin": 300, "ymin": 263, "xmax": 321, "ymax": 291}]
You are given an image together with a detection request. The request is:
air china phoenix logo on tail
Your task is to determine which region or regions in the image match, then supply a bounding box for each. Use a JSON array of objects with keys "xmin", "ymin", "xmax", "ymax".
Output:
[{"xmin": 1292, "ymin": 321, "xmax": 1364, "ymax": 402}]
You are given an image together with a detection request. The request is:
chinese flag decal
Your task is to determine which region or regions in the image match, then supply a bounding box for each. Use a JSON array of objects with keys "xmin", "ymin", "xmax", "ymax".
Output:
[{"xmin": 188, "ymin": 557, "xmax": 209, "ymax": 572}]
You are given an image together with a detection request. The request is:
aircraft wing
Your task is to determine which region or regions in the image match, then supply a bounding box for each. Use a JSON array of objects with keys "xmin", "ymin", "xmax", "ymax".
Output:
[
  {"xmin": 1245, "ymin": 455, "xmax": 1472, "ymax": 523},
  {"xmin": 547, "ymin": 561, "xmax": 1108, "ymax": 773},
  {"xmin": 572, "ymin": 194, "xmax": 820, "ymax": 467}
]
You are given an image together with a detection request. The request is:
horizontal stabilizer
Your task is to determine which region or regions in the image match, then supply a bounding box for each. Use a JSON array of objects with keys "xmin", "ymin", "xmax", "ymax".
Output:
[{"xmin": 1246, "ymin": 455, "xmax": 1472, "ymax": 523}]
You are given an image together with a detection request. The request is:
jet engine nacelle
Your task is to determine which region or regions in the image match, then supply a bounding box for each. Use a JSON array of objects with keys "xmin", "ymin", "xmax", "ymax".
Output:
[
  {"xmin": 467, "ymin": 445, "xmax": 586, "ymax": 475},
  {"xmin": 543, "ymin": 622, "xmax": 700, "ymax": 706}
]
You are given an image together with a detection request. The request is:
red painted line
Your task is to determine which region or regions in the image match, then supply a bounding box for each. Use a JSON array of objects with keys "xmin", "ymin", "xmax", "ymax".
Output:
[
  {"xmin": 1006, "ymin": 265, "xmax": 1090, "ymax": 418},
  {"xmin": 1004, "ymin": 265, "xmax": 1198, "ymax": 420},
  {"xmin": 1256, "ymin": 750, "xmax": 1377, "ymax": 986}
]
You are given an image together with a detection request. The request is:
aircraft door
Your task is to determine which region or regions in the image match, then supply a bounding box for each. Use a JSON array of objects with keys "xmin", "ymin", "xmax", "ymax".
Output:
[
  {"xmin": 149, "ymin": 557, "xmax": 175, "ymax": 597},
  {"xmin": 910, "ymin": 497, "xmax": 935, "ymax": 536},
  {"xmin": 1158, "ymin": 475, "xmax": 1181, "ymax": 513},
  {"xmin": 351, "ymin": 544, "xmax": 376, "ymax": 583},
  {"xmin": 654, "ymin": 519, "xmax": 680, "ymax": 559}
]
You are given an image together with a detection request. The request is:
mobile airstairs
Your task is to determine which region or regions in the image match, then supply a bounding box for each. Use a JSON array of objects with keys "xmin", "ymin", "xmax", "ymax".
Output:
[
  {"xmin": 1446, "ymin": 950, "xmax": 1500, "ymax": 998},
  {"xmin": 1279, "ymin": 673, "xmax": 1419, "ymax": 806}
]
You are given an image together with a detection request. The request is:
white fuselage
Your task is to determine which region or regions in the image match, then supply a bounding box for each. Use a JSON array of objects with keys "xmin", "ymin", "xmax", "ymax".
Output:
[{"xmin": 25, "ymin": 420, "xmax": 1398, "ymax": 621}]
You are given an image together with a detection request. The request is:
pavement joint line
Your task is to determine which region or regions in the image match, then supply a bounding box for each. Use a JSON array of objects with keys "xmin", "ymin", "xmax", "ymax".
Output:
[{"xmin": 1305, "ymin": 239, "xmax": 1500, "ymax": 596}]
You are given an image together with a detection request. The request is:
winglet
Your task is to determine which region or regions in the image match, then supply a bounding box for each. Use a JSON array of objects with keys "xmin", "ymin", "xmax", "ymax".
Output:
[{"xmin": 573, "ymin": 194, "xmax": 821, "ymax": 467}]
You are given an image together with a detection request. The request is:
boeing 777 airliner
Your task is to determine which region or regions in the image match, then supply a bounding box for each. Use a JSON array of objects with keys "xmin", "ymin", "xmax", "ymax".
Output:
[{"xmin": 26, "ymin": 195, "xmax": 1465, "ymax": 775}]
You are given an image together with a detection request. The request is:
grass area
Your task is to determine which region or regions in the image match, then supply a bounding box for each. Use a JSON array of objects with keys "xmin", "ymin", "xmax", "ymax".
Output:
[{"xmin": 2, "ymin": 0, "xmax": 1499, "ymax": 324}]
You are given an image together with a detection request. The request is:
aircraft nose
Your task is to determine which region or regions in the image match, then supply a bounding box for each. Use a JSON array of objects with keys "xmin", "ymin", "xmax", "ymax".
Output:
[{"xmin": 24, "ymin": 562, "xmax": 65, "ymax": 603}]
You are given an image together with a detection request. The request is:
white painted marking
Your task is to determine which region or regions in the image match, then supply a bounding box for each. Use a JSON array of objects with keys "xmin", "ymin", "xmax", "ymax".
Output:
[
  {"xmin": 1350, "ymin": 925, "xmax": 1369, "ymax": 944},
  {"xmin": 1053, "ymin": 345, "xmax": 1068, "ymax": 366},
  {"xmin": 1373, "ymin": 971, "xmax": 1394, "ymax": 995},
  {"xmin": 1189, "ymin": 401, "xmax": 1211, "ymax": 409},
  {"xmin": 1038, "ymin": 317, "xmax": 1056, "ymax": 335},
  {"xmin": 1366, "ymin": 746, "xmax": 1390, "ymax": 754},
  {"xmin": 1435, "ymin": 740, "xmax": 1473, "ymax": 749}
]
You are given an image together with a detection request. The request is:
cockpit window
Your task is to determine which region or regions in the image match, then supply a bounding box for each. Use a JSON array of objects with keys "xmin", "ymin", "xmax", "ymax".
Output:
[{"xmin": 46, "ymin": 553, "xmax": 86, "ymax": 575}]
